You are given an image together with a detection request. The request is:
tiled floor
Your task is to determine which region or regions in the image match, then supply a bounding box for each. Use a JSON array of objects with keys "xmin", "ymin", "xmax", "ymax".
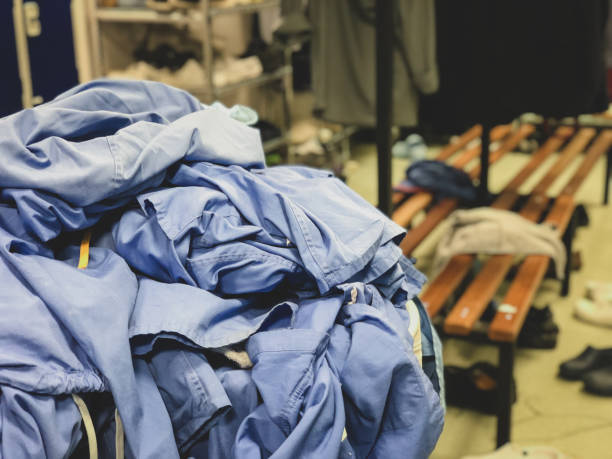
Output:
[{"xmin": 344, "ymin": 140, "xmax": 612, "ymax": 459}]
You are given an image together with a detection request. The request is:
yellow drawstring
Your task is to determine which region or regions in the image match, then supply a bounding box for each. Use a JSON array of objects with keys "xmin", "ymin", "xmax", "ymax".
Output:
[
  {"xmin": 77, "ymin": 230, "xmax": 92, "ymax": 269},
  {"xmin": 72, "ymin": 394, "xmax": 98, "ymax": 459},
  {"xmin": 115, "ymin": 409, "xmax": 125, "ymax": 459},
  {"xmin": 74, "ymin": 231, "xmax": 98, "ymax": 459}
]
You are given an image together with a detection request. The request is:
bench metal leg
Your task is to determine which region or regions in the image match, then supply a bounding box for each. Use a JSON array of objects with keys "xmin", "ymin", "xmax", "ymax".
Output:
[
  {"xmin": 375, "ymin": 0, "xmax": 393, "ymax": 217},
  {"xmin": 561, "ymin": 212, "xmax": 577, "ymax": 297},
  {"xmin": 605, "ymin": 147, "xmax": 611, "ymax": 206},
  {"xmin": 479, "ymin": 124, "xmax": 491, "ymax": 205},
  {"xmin": 497, "ymin": 342, "xmax": 514, "ymax": 448}
]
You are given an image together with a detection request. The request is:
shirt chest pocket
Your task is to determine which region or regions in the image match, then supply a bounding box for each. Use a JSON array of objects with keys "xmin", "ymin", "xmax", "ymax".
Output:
[{"xmin": 186, "ymin": 243, "xmax": 303, "ymax": 295}]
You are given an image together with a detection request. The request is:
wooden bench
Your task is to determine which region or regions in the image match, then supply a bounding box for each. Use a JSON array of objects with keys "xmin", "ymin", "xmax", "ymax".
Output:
[
  {"xmin": 441, "ymin": 128, "xmax": 596, "ymax": 335},
  {"xmin": 392, "ymin": 124, "xmax": 612, "ymax": 447}
]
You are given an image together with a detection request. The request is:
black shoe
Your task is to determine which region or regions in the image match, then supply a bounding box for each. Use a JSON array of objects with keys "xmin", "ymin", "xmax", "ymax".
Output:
[
  {"xmin": 517, "ymin": 305, "xmax": 559, "ymax": 349},
  {"xmin": 559, "ymin": 346, "xmax": 612, "ymax": 380},
  {"xmin": 444, "ymin": 362, "xmax": 516, "ymax": 415},
  {"xmin": 527, "ymin": 305, "xmax": 559, "ymax": 333},
  {"xmin": 583, "ymin": 365, "xmax": 612, "ymax": 396},
  {"xmin": 517, "ymin": 331, "xmax": 558, "ymax": 349}
]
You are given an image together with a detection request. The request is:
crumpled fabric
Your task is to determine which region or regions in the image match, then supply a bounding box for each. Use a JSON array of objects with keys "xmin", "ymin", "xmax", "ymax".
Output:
[
  {"xmin": 394, "ymin": 159, "xmax": 478, "ymax": 202},
  {"xmin": 0, "ymin": 79, "xmax": 443, "ymax": 459},
  {"xmin": 433, "ymin": 207, "xmax": 566, "ymax": 278}
]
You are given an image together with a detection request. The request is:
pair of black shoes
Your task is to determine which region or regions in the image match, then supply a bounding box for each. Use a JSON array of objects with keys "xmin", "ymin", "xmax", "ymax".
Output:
[
  {"xmin": 517, "ymin": 305, "xmax": 559, "ymax": 349},
  {"xmin": 559, "ymin": 346, "xmax": 612, "ymax": 396},
  {"xmin": 445, "ymin": 362, "xmax": 516, "ymax": 414}
]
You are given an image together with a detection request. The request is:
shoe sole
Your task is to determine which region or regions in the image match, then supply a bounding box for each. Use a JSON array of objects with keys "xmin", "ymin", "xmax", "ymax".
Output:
[
  {"xmin": 584, "ymin": 385, "xmax": 612, "ymax": 396},
  {"xmin": 518, "ymin": 341, "xmax": 557, "ymax": 349},
  {"xmin": 558, "ymin": 369, "xmax": 586, "ymax": 381}
]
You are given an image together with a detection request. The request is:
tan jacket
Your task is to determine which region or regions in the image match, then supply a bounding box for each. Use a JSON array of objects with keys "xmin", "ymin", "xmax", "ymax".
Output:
[{"xmin": 433, "ymin": 208, "xmax": 566, "ymax": 278}]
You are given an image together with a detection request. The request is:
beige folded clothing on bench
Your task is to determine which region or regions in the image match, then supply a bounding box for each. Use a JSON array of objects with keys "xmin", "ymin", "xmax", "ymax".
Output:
[{"xmin": 433, "ymin": 208, "xmax": 566, "ymax": 279}]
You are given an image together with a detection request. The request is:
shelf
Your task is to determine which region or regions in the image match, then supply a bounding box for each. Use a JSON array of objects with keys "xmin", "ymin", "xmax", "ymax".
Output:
[
  {"xmin": 209, "ymin": 0, "xmax": 280, "ymax": 17},
  {"xmin": 214, "ymin": 65, "xmax": 290, "ymax": 95},
  {"xmin": 96, "ymin": 1, "xmax": 280, "ymax": 24},
  {"xmin": 263, "ymin": 135, "xmax": 288, "ymax": 153},
  {"xmin": 96, "ymin": 7, "xmax": 201, "ymax": 25},
  {"xmin": 181, "ymin": 65, "xmax": 290, "ymax": 99}
]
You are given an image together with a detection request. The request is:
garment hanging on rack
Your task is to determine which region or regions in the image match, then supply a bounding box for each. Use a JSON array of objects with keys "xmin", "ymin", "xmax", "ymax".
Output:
[{"xmin": 309, "ymin": 0, "xmax": 438, "ymax": 127}]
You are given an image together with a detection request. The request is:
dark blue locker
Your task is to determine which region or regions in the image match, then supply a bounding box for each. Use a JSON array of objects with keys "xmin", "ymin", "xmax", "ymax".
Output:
[
  {"xmin": 1, "ymin": 0, "xmax": 78, "ymax": 117},
  {"xmin": 0, "ymin": 2, "xmax": 23, "ymax": 117},
  {"xmin": 27, "ymin": 0, "xmax": 78, "ymax": 105}
]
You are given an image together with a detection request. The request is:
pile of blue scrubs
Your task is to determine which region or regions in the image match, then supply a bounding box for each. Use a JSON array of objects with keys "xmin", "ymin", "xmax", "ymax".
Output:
[{"xmin": 0, "ymin": 80, "xmax": 444, "ymax": 459}]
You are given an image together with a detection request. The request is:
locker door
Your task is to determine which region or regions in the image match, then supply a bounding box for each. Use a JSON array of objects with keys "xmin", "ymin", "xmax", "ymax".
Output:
[
  {"xmin": 0, "ymin": 2, "xmax": 23, "ymax": 117},
  {"xmin": 12, "ymin": 0, "xmax": 79, "ymax": 110},
  {"xmin": 26, "ymin": 0, "xmax": 79, "ymax": 104}
]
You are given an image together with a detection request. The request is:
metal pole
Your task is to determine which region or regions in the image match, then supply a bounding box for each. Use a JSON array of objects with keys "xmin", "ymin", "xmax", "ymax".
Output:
[
  {"xmin": 201, "ymin": 0, "xmax": 214, "ymax": 100},
  {"xmin": 376, "ymin": 0, "xmax": 393, "ymax": 216},
  {"xmin": 497, "ymin": 342, "xmax": 514, "ymax": 447},
  {"xmin": 561, "ymin": 211, "xmax": 577, "ymax": 297},
  {"xmin": 604, "ymin": 145, "xmax": 611, "ymax": 205},
  {"xmin": 478, "ymin": 124, "xmax": 492, "ymax": 204}
]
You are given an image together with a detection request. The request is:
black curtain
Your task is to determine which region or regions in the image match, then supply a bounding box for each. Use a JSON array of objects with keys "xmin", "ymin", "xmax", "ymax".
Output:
[{"xmin": 420, "ymin": 0, "xmax": 609, "ymax": 133}]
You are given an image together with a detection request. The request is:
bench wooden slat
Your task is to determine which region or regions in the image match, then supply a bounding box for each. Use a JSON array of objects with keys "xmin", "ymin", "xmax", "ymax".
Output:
[
  {"xmin": 468, "ymin": 124, "xmax": 537, "ymax": 177},
  {"xmin": 420, "ymin": 254, "xmax": 474, "ymax": 315},
  {"xmin": 392, "ymin": 125, "xmax": 513, "ymax": 225},
  {"xmin": 442, "ymin": 128, "xmax": 603, "ymax": 335},
  {"xmin": 490, "ymin": 190, "xmax": 520, "ymax": 211},
  {"xmin": 392, "ymin": 191, "xmax": 410, "ymax": 206},
  {"xmin": 398, "ymin": 124, "xmax": 535, "ymax": 255},
  {"xmin": 457, "ymin": 125, "xmax": 515, "ymax": 171},
  {"xmin": 437, "ymin": 125, "xmax": 484, "ymax": 161},
  {"xmin": 488, "ymin": 196, "xmax": 575, "ymax": 341},
  {"xmin": 499, "ymin": 126, "xmax": 575, "ymax": 192},
  {"xmin": 488, "ymin": 130, "xmax": 612, "ymax": 341},
  {"xmin": 444, "ymin": 254, "xmax": 515, "ymax": 335},
  {"xmin": 561, "ymin": 130, "xmax": 612, "ymax": 196},
  {"xmin": 399, "ymin": 198, "xmax": 458, "ymax": 255},
  {"xmin": 530, "ymin": 128, "xmax": 596, "ymax": 195},
  {"xmin": 421, "ymin": 128, "xmax": 572, "ymax": 317},
  {"xmin": 392, "ymin": 193, "xmax": 435, "ymax": 223}
]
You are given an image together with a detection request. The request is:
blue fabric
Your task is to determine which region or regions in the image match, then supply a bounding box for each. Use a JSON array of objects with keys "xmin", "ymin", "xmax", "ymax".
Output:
[
  {"xmin": 395, "ymin": 159, "xmax": 478, "ymax": 202},
  {"xmin": 0, "ymin": 227, "xmax": 184, "ymax": 458},
  {"xmin": 0, "ymin": 80, "xmax": 264, "ymax": 242},
  {"xmin": 187, "ymin": 367, "xmax": 260, "ymax": 459},
  {"xmin": 0, "ymin": 79, "xmax": 442, "ymax": 458},
  {"xmin": 129, "ymin": 279, "xmax": 298, "ymax": 354},
  {"xmin": 114, "ymin": 162, "xmax": 417, "ymax": 297},
  {"xmin": 431, "ymin": 325, "xmax": 446, "ymax": 413},
  {"xmin": 146, "ymin": 346, "xmax": 231, "ymax": 454},
  {"xmin": 235, "ymin": 329, "xmax": 345, "ymax": 458},
  {"xmin": 414, "ymin": 297, "xmax": 440, "ymax": 393},
  {"xmin": 187, "ymin": 291, "xmax": 443, "ymax": 459},
  {"xmin": 330, "ymin": 303, "xmax": 443, "ymax": 458},
  {"xmin": 0, "ymin": 386, "xmax": 82, "ymax": 459}
]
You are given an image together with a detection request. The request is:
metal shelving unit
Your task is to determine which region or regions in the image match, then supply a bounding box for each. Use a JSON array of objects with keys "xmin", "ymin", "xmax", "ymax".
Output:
[
  {"xmin": 86, "ymin": 0, "xmax": 293, "ymax": 155},
  {"xmin": 209, "ymin": 0, "xmax": 280, "ymax": 17},
  {"xmin": 95, "ymin": 7, "xmax": 200, "ymax": 24}
]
